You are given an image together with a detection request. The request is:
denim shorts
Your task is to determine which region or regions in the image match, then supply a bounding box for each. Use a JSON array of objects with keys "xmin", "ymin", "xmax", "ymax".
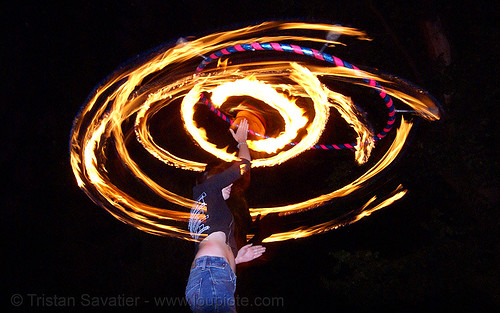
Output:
[{"xmin": 185, "ymin": 256, "xmax": 237, "ymax": 312}]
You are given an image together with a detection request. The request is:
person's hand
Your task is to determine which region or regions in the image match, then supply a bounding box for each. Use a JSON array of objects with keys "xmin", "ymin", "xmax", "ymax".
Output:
[
  {"xmin": 229, "ymin": 118, "xmax": 249, "ymax": 144},
  {"xmin": 235, "ymin": 243, "xmax": 266, "ymax": 264}
]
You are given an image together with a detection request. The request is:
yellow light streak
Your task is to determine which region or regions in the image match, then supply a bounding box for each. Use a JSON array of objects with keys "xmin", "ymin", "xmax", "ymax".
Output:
[{"xmin": 70, "ymin": 21, "xmax": 440, "ymax": 242}]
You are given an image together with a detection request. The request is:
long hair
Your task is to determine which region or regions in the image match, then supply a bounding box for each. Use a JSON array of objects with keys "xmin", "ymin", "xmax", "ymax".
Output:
[
  {"xmin": 196, "ymin": 162, "xmax": 232, "ymax": 185},
  {"xmin": 196, "ymin": 161, "xmax": 250, "ymax": 190}
]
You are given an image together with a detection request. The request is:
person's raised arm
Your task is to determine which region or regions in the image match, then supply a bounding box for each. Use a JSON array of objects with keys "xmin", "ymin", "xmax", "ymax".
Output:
[{"xmin": 230, "ymin": 118, "xmax": 251, "ymax": 162}]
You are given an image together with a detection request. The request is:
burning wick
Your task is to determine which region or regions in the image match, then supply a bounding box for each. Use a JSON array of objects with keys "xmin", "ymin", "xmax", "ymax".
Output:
[
  {"xmin": 176, "ymin": 37, "xmax": 208, "ymax": 60},
  {"xmin": 395, "ymin": 110, "xmax": 418, "ymax": 113},
  {"xmin": 319, "ymin": 29, "xmax": 342, "ymax": 53}
]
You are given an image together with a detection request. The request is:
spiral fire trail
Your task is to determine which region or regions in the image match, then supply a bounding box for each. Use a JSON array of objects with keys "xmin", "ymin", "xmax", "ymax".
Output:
[{"xmin": 70, "ymin": 21, "xmax": 440, "ymax": 242}]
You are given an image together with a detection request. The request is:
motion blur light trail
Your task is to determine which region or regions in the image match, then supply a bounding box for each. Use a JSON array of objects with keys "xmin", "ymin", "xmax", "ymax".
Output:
[{"xmin": 70, "ymin": 21, "xmax": 440, "ymax": 242}]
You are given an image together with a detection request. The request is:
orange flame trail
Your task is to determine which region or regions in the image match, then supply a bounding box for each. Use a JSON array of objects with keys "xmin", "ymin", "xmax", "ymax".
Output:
[{"xmin": 70, "ymin": 22, "xmax": 440, "ymax": 242}]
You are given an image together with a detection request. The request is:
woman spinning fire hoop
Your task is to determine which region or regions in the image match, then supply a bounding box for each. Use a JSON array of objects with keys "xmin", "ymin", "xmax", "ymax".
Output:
[{"xmin": 185, "ymin": 118, "xmax": 266, "ymax": 312}]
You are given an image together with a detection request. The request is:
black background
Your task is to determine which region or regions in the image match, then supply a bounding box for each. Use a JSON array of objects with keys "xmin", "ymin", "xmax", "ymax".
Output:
[{"xmin": 4, "ymin": 0, "xmax": 499, "ymax": 312}]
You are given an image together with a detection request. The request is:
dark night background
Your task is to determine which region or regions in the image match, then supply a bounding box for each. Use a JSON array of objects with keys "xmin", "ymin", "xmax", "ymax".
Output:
[{"xmin": 3, "ymin": 0, "xmax": 499, "ymax": 312}]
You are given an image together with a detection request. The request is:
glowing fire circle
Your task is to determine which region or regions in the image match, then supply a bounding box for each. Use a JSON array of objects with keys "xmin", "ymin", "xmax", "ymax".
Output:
[{"xmin": 70, "ymin": 22, "xmax": 440, "ymax": 243}]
